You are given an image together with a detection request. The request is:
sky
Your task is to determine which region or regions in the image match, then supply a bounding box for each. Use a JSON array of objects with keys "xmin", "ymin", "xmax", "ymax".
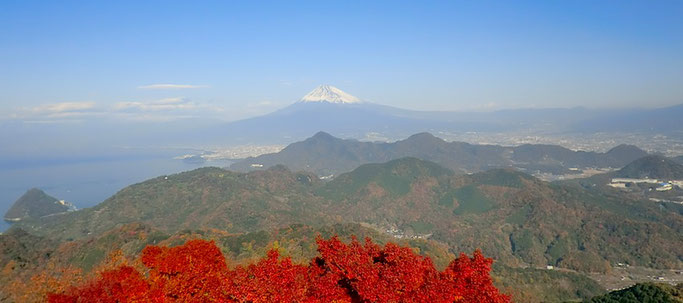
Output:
[{"xmin": 1, "ymin": 0, "xmax": 682, "ymax": 123}]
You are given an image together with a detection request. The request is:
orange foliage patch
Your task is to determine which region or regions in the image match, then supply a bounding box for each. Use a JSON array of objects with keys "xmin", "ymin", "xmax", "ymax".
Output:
[{"xmin": 48, "ymin": 237, "xmax": 510, "ymax": 303}]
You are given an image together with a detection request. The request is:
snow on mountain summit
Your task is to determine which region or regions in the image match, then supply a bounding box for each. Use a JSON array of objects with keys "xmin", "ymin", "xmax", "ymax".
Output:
[{"xmin": 300, "ymin": 85, "xmax": 361, "ymax": 103}]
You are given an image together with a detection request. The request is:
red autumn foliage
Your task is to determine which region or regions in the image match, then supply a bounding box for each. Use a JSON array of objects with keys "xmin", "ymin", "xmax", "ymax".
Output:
[
  {"xmin": 47, "ymin": 266, "xmax": 148, "ymax": 303},
  {"xmin": 48, "ymin": 237, "xmax": 510, "ymax": 303},
  {"xmin": 444, "ymin": 250, "xmax": 511, "ymax": 303},
  {"xmin": 141, "ymin": 239, "xmax": 228, "ymax": 300},
  {"xmin": 228, "ymin": 250, "xmax": 312, "ymax": 302}
]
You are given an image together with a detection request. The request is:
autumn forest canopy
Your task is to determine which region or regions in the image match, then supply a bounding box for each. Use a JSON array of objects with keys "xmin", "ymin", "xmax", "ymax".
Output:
[{"xmin": 48, "ymin": 237, "xmax": 510, "ymax": 303}]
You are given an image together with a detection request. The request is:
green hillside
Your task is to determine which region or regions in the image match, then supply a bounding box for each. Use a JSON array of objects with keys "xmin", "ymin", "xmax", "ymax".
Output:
[
  {"xmin": 13, "ymin": 167, "xmax": 332, "ymax": 240},
  {"xmin": 585, "ymin": 283, "xmax": 683, "ymax": 303},
  {"xmin": 6, "ymin": 157, "xmax": 682, "ymax": 301},
  {"xmin": 316, "ymin": 157, "xmax": 453, "ymax": 199},
  {"xmin": 12, "ymin": 158, "xmax": 682, "ymax": 275}
]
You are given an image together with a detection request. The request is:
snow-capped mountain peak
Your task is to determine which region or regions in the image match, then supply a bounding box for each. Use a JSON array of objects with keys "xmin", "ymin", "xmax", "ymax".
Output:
[{"xmin": 300, "ymin": 85, "xmax": 361, "ymax": 103}]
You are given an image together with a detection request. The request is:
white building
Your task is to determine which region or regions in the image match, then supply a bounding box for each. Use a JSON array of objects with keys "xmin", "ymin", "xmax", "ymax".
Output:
[{"xmin": 611, "ymin": 178, "xmax": 660, "ymax": 184}]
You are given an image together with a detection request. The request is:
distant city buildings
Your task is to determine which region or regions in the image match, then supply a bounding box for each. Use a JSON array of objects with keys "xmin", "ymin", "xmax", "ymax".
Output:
[{"xmin": 174, "ymin": 145, "xmax": 286, "ymax": 163}]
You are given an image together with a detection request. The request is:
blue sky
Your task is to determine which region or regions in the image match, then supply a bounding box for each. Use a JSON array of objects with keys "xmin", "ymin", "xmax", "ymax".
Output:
[{"xmin": 1, "ymin": 0, "xmax": 682, "ymax": 122}]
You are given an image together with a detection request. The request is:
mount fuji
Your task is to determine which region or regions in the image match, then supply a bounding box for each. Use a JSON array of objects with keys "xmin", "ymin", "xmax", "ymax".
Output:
[
  {"xmin": 214, "ymin": 85, "xmax": 498, "ymax": 144},
  {"xmin": 299, "ymin": 85, "xmax": 361, "ymax": 103}
]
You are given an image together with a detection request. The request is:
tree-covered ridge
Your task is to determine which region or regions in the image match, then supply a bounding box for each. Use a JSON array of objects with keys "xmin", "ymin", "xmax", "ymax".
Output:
[
  {"xmin": 585, "ymin": 283, "xmax": 683, "ymax": 303},
  {"xmin": 47, "ymin": 237, "xmax": 510, "ymax": 303},
  {"xmin": 230, "ymin": 131, "xmax": 648, "ymax": 176},
  {"xmin": 614, "ymin": 155, "xmax": 683, "ymax": 179},
  {"xmin": 12, "ymin": 158, "xmax": 683, "ymax": 273}
]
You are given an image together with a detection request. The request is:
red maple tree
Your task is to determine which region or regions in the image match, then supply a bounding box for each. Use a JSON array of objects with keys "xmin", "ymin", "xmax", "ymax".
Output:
[{"xmin": 48, "ymin": 237, "xmax": 510, "ymax": 302}]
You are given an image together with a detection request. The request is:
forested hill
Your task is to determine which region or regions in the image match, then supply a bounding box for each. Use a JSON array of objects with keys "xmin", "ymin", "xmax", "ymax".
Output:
[
  {"xmin": 3, "ymin": 188, "xmax": 74, "ymax": 222},
  {"xmin": 614, "ymin": 155, "xmax": 683, "ymax": 179},
  {"xmin": 12, "ymin": 158, "xmax": 682, "ymax": 273},
  {"xmin": 584, "ymin": 283, "xmax": 683, "ymax": 302}
]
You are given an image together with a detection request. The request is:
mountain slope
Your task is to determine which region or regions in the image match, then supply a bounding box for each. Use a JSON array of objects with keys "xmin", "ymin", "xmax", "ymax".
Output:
[
  {"xmin": 13, "ymin": 158, "xmax": 681, "ymax": 273},
  {"xmin": 231, "ymin": 132, "xmax": 647, "ymax": 176},
  {"xmin": 0, "ymin": 222, "xmax": 606, "ymax": 303},
  {"xmin": 321, "ymin": 162, "xmax": 682, "ymax": 271},
  {"xmin": 218, "ymin": 102, "xmax": 473, "ymax": 145},
  {"xmin": 17, "ymin": 167, "xmax": 333, "ymax": 239}
]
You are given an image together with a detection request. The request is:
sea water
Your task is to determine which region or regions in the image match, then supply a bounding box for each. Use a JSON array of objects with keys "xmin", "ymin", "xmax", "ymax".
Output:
[{"xmin": 0, "ymin": 154, "xmax": 232, "ymax": 232}]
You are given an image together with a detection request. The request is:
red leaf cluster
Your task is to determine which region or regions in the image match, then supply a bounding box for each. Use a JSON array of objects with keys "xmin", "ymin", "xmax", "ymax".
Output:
[{"xmin": 48, "ymin": 237, "xmax": 510, "ymax": 303}]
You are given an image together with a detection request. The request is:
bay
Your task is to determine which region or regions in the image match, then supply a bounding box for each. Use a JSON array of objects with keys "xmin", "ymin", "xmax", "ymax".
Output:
[{"xmin": 0, "ymin": 154, "xmax": 232, "ymax": 232}]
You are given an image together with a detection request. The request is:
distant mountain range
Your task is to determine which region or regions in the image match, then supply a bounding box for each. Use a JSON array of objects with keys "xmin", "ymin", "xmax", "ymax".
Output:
[
  {"xmin": 230, "ymin": 131, "xmax": 648, "ymax": 177},
  {"xmin": 12, "ymin": 158, "xmax": 682, "ymax": 273},
  {"xmin": 3, "ymin": 188, "xmax": 75, "ymax": 222},
  {"xmin": 212, "ymin": 85, "xmax": 683, "ymax": 145}
]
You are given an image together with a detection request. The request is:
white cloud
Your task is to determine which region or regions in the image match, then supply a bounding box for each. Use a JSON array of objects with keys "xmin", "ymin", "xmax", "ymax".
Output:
[
  {"xmin": 154, "ymin": 97, "xmax": 185, "ymax": 105},
  {"xmin": 137, "ymin": 84, "xmax": 208, "ymax": 90},
  {"xmin": 22, "ymin": 119, "xmax": 88, "ymax": 124},
  {"xmin": 28, "ymin": 101, "xmax": 96, "ymax": 114},
  {"xmin": 109, "ymin": 97, "xmax": 228, "ymax": 122},
  {"xmin": 5, "ymin": 98, "xmax": 227, "ymax": 123},
  {"xmin": 110, "ymin": 112, "xmax": 199, "ymax": 122},
  {"xmin": 2, "ymin": 101, "xmax": 102, "ymax": 123},
  {"xmin": 113, "ymin": 97, "xmax": 198, "ymax": 111}
]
